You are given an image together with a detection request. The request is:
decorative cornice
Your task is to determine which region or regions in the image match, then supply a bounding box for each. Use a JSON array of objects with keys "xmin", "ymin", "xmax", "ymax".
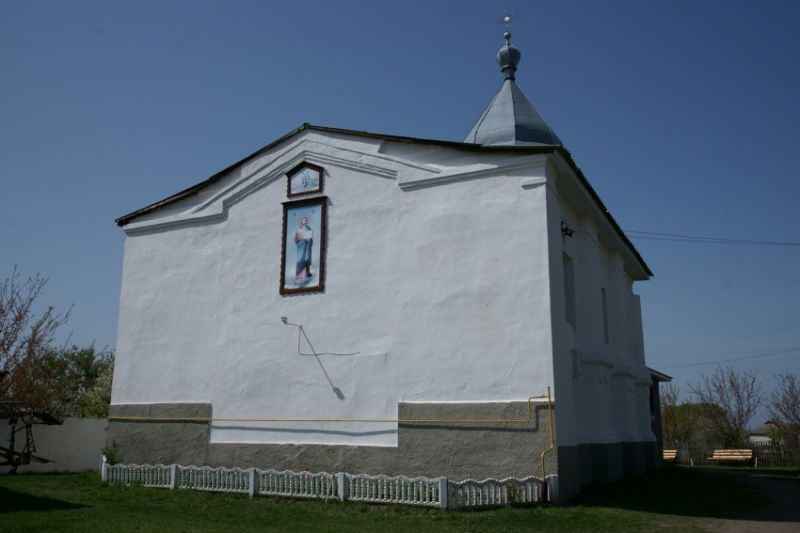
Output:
[
  {"xmin": 398, "ymin": 156, "xmax": 547, "ymax": 190},
  {"xmin": 123, "ymin": 138, "xmax": 440, "ymax": 235},
  {"xmin": 519, "ymin": 176, "xmax": 547, "ymax": 189},
  {"xmin": 580, "ymin": 357, "xmax": 614, "ymax": 369}
]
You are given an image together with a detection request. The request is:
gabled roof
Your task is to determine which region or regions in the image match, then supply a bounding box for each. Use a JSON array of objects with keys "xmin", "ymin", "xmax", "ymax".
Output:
[{"xmin": 115, "ymin": 123, "xmax": 652, "ymax": 277}]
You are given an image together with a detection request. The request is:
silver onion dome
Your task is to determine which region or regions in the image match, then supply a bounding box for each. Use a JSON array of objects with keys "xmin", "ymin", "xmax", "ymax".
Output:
[{"xmin": 497, "ymin": 32, "xmax": 521, "ymax": 80}]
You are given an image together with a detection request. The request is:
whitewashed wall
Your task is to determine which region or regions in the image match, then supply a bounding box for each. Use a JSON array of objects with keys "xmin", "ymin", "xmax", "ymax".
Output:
[
  {"xmin": 0, "ymin": 418, "xmax": 108, "ymax": 473},
  {"xmin": 548, "ymin": 163, "xmax": 654, "ymax": 448},
  {"xmin": 112, "ymin": 131, "xmax": 558, "ymax": 447}
]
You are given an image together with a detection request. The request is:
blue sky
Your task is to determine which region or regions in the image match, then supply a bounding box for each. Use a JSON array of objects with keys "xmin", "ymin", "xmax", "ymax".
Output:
[{"xmin": 2, "ymin": 1, "xmax": 798, "ymax": 417}]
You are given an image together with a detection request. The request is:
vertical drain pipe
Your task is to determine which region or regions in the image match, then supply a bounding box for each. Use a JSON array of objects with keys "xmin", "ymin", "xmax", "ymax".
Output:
[{"xmin": 539, "ymin": 386, "xmax": 555, "ymax": 502}]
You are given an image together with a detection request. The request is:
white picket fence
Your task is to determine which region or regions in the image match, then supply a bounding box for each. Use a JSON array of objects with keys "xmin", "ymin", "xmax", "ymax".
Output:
[
  {"xmin": 258, "ymin": 469, "xmax": 337, "ymax": 500},
  {"xmin": 448, "ymin": 476, "xmax": 545, "ymax": 508},
  {"xmin": 104, "ymin": 461, "xmax": 173, "ymax": 488},
  {"xmin": 345, "ymin": 473, "xmax": 444, "ymax": 507},
  {"xmin": 178, "ymin": 465, "xmax": 250, "ymax": 493},
  {"xmin": 100, "ymin": 456, "xmax": 557, "ymax": 510}
]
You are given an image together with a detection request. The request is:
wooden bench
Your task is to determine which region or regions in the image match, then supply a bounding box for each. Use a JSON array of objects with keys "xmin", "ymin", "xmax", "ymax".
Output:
[
  {"xmin": 663, "ymin": 449, "xmax": 678, "ymax": 463},
  {"xmin": 708, "ymin": 449, "xmax": 756, "ymax": 467}
]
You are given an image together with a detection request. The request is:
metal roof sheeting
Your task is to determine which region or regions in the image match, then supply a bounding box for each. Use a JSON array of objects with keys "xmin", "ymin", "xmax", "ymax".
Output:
[{"xmin": 463, "ymin": 79, "xmax": 561, "ymax": 146}]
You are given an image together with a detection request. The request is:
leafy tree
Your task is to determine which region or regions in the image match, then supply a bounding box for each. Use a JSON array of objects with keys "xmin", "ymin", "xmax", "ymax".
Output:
[
  {"xmin": 769, "ymin": 372, "xmax": 800, "ymax": 443},
  {"xmin": 689, "ymin": 366, "xmax": 762, "ymax": 447},
  {"xmin": 19, "ymin": 345, "xmax": 114, "ymax": 418},
  {"xmin": 1, "ymin": 268, "xmax": 113, "ymax": 418},
  {"xmin": 1, "ymin": 268, "xmax": 70, "ymax": 413},
  {"xmin": 77, "ymin": 360, "xmax": 113, "ymax": 417},
  {"xmin": 62, "ymin": 346, "xmax": 114, "ymax": 418}
]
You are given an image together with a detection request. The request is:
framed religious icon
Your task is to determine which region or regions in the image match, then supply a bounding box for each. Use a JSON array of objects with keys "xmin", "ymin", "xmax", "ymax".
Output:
[
  {"xmin": 286, "ymin": 162, "xmax": 324, "ymax": 197},
  {"xmin": 280, "ymin": 196, "xmax": 327, "ymax": 295}
]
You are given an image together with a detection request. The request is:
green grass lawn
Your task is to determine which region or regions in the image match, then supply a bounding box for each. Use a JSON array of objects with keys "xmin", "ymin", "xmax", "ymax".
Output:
[{"xmin": 0, "ymin": 466, "xmax": 780, "ymax": 532}]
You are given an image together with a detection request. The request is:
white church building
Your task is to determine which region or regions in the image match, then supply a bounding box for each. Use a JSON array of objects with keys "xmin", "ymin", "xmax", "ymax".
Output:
[{"xmin": 110, "ymin": 32, "xmax": 666, "ymax": 501}]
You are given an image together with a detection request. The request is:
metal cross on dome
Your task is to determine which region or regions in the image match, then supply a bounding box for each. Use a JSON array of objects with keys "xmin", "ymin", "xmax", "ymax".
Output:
[{"xmin": 498, "ymin": 11, "xmax": 518, "ymax": 29}]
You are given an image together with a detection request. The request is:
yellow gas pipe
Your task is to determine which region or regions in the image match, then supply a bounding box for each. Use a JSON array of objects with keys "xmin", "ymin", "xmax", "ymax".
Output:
[
  {"xmin": 538, "ymin": 385, "xmax": 555, "ymax": 501},
  {"xmin": 107, "ymin": 393, "xmax": 550, "ymax": 425}
]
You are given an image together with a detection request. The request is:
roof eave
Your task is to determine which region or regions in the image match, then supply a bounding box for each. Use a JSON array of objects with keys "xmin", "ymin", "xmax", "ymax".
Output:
[
  {"xmin": 648, "ymin": 367, "xmax": 673, "ymax": 382},
  {"xmin": 553, "ymin": 147, "xmax": 654, "ymax": 278},
  {"xmin": 115, "ymin": 123, "xmax": 559, "ymax": 226},
  {"xmin": 116, "ymin": 123, "xmax": 308, "ymax": 226},
  {"xmin": 115, "ymin": 126, "xmax": 654, "ymax": 280}
]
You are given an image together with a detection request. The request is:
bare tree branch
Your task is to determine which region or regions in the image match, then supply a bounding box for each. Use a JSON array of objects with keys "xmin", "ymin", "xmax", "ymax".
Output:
[
  {"xmin": 0, "ymin": 267, "xmax": 70, "ymax": 410},
  {"xmin": 769, "ymin": 372, "xmax": 800, "ymax": 443},
  {"xmin": 689, "ymin": 366, "xmax": 763, "ymax": 447}
]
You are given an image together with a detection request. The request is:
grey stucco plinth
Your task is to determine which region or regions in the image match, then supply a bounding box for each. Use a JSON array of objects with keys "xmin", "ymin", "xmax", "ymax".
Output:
[{"xmin": 108, "ymin": 401, "xmax": 556, "ymax": 482}]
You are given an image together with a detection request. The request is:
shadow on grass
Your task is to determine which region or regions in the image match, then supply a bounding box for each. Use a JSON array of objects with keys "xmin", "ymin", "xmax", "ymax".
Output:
[
  {"xmin": 571, "ymin": 466, "xmax": 770, "ymax": 521},
  {"xmin": 744, "ymin": 467, "xmax": 800, "ymax": 480},
  {"xmin": 0, "ymin": 486, "xmax": 87, "ymax": 513}
]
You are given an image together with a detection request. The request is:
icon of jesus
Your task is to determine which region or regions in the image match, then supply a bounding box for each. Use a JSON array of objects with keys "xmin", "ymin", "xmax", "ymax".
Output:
[{"xmin": 294, "ymin": 215, "xmax": 313, "ymax": 282}]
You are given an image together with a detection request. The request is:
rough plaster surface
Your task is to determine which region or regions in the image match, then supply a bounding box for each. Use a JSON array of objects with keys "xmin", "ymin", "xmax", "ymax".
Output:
[
  {"xmin": 109, "ymin": 401, "xmax": 556, "ymax": 481},
  {"xmin": 109, "ymin": 403, "xmax": 210, "ymax": 466},
  {"xmin": 113, "ymin": 131, "xmax": 556, "ymax": 447},
  {"xmin": 112, "ymin": 128, "xmax": 660, "ymax": 488},
  {"xmin": 558, "ymin": 441, "xmax": 659, "ymax": 501},
  {"xmin": 554, "ymin": 195, "xmax": 654, "ymax": 449},
  {"xmin": 556, "ymin": 445, "xmax": 582, "ymax": 501}
]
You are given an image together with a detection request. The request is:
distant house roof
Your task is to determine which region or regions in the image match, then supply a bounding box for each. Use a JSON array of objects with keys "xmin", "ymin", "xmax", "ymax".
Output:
[
  {"xmin": 749, "ymin": 422, "xmax": 778, "ymax": 436},
  {"xmin": 648, "ymin": 368, "xmax": 673, "ymax": 382}
]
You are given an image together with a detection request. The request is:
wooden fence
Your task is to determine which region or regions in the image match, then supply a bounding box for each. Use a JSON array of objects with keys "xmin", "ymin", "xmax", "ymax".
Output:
[{"xmin": 664, "ymin": 441, "xmax": 800, "ymax": 467}]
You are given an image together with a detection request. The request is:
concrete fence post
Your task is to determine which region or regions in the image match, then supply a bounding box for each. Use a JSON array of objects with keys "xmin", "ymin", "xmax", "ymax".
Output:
[
  {"xmin": 169, "ymin": 464, "xmax": 179, "ymax": 490},
  {"xmin": 438, "ymin": 478, "xmax": 449, "ymax": 510},
  {"xmin": 336, "ymin": 473, "xmax": 348, "ymax": 502},
  {"xmin": 248, "ymin": 468, "xmax": 257, "ymax": 498},
  {"xmin": 100, "ymin": 455, "xmax": 107, "ymax": 482}
]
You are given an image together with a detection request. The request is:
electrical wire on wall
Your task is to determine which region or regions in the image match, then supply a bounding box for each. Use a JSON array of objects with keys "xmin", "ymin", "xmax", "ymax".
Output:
[{"xmin": 280, "ymin": 317, "xmax": 360, "ymax": 357}]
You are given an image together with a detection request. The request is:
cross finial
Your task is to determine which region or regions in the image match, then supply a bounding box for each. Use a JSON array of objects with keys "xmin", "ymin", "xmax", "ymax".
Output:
[
  {"xmin": 498, "ymin": 11, "xmax": 517, "ymax": 30},
  {"xmin": 497, "ymin": 11, "xmax": 518, "ymax": 44}
]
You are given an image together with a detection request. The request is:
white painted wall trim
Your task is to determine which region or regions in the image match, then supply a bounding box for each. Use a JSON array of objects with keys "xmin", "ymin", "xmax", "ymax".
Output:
[{"xmin": 398, "ymin": 156, "xmax": 548, "ymax": 190}]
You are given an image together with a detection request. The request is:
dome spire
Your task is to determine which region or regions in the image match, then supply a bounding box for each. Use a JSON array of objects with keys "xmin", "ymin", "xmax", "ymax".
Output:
[{"xmin": 463, "ymin": 26, "xmax": 562, "ymax": 146}]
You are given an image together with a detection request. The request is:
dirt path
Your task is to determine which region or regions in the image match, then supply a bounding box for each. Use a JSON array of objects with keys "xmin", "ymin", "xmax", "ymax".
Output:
[{"xmin": 700, "ymin": 469, "xmax": 800, "ymax": 533}]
